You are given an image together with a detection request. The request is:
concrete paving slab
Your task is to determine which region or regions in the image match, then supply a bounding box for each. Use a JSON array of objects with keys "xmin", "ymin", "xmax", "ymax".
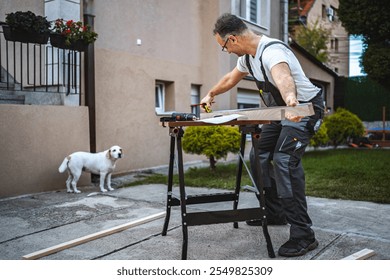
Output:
[{"xmin": 0, "ymin": 182, "xmax": 389, "ymax": 260}]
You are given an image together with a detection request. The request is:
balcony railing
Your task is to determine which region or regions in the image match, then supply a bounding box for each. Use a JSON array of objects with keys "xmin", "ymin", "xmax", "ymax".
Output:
[{"xmin": 0, "ymin": 29, "xmax": 83, "ymax": 105}]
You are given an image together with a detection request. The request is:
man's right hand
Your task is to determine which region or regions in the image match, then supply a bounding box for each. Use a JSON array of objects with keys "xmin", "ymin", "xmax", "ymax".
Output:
[{"xmin": 200, "ymin": 93, "xmax": 215, "ymax": 112}]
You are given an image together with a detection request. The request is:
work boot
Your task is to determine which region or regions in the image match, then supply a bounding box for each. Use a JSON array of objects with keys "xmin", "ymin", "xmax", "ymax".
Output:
[
  {"xmin": 246, "ymin": 216, "xmax": 287, "ymax": 226},
  {"xmin": 278, "ymin": 238, "xmax": 319, "ymax": 257}
]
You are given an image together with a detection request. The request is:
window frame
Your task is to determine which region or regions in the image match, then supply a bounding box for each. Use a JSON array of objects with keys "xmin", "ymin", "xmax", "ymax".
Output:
[
  {"xmin": 237, "ymin": 89, "xmax": 261, "ymax": 109},
  {"xmin": 232, "ymin": 0, "xmax": 270, "ymax": 31},
  {"xmin": 190, "ymin": 84, "xmax": 201, "ymax": 117},
  {"xmin": 155, "ymin": 82, "xmax": 165, "ymax": 114}
]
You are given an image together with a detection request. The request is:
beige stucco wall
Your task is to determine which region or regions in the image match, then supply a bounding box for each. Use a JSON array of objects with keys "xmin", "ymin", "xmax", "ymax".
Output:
[
  {"xmin": 90, "ymin": 0, "xmax": 229, "ymax": 173},
  {"xmin": 0, "ymin": 105, "xmax": 90, "ymax": 197}
]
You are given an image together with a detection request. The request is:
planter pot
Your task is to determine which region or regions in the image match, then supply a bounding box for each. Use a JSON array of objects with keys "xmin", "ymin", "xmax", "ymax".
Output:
[
  {"xmin": 49, "ymin": 33, "xmax": 89, "ymax": 52},
  {"xmin": 2, "ymin": 25, "xmax": 49, "ymax": 44}
]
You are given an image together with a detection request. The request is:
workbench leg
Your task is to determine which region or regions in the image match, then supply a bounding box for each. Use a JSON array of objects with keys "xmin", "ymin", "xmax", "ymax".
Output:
[
  {"xmin": 252, "ymin": 131, "xmax": 276, "ymax": 258},
  {"xmin": 176, "ymin": 129, "xmax": 189, "ymax": 260},
  {"xmin": 233, "ymin": 132, "xmax": 247, "ymax": 228},
  {"xmin": 162, "ymin": 135, "xmax": 176, "ymax": 236}
]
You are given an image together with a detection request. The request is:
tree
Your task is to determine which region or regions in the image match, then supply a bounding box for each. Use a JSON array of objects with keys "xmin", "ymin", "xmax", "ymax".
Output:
[
  {"xmin": 293, "ymin": 20, "xmax": 330, "ymax": 63},
  {"xmin": 362, "ymin": 42, "xmax": 390, "ymax": 86},
  {"xmin": 338, "ymin": 0, "xmax": 390, "ymax": 87},
  {"xmin": 182, "ymin": 126, "xmax": 241, "ymax": 170}
]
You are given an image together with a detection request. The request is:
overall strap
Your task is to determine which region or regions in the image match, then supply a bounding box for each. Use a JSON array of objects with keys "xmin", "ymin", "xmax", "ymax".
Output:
[
  {"xmin": 259, "ymin": 41, "xmax": 290, "ymax": 87},
  {"xmin": 245, "ymin": 41, "xmax": 290, "ymax": 106},
  {"xmin": 245, "ymin": 54, "xmax": 263, "ymax": 90}
]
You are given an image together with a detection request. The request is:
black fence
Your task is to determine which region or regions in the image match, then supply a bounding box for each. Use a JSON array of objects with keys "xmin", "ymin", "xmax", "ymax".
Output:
[
  {"xmin": 0, "ymin": 29, "xmax": 83, "ymax": 101},
  {"xmin": 335, "ymin": 76, "xmax": 390, "ymax": 121}
]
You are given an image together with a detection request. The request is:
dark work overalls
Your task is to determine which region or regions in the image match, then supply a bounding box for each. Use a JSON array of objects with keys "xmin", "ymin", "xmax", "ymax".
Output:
[{"xmin": 246, "ymin": 41, "xmax": 324, "ymax": 240}]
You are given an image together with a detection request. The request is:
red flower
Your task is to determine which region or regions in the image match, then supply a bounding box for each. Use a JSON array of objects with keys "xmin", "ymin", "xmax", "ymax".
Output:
[{"xmin": 52, "ymin": 18, "xmax": 98, "ymax": 46}]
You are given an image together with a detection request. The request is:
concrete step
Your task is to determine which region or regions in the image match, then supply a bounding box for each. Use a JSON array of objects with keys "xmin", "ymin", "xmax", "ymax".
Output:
[
  {"xmin": 0, "ymin": 81, "xmax": 16, "ymax": 90},
  {"xmin": 0, "ymin": 93, "xmax": 25, "ymax": 104}
]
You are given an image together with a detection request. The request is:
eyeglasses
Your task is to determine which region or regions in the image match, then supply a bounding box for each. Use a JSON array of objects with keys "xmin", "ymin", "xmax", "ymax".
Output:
[{"xmin": 221, "ymin": 37, "xmax": 230, "ymax": 52}]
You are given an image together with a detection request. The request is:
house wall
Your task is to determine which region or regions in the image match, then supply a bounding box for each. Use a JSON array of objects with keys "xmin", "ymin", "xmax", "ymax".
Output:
[
  {"xmin": 292, "ymin": 48, "xmax": 335, "ymax": 111},
  {"xmin": 0, "ymin": 0, "xmax": 91, "ymax": 198},
  {"xmin": 0, "ymin": 105, "xmax": 90, "ymax": 197},
  {"xmin": 306, "ymin": 0, "xmax": 349, "ymax": 76},
  {"xmin": 90, "ymin": 0, "xmax": 222, "ymax": 173},
  {"xmin": 0, "ymin": 0, "xmax": 44, "ymax": 20},
  {"xmin": 90, "ymin": 0, "xmax": 285, "ymax": 174}
]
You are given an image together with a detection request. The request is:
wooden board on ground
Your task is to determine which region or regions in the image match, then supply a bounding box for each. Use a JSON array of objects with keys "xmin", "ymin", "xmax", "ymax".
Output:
[
  {"xmin": 22, "ymin": 211, "xmax": 166, "ymax": 260},
  {"xmin": 200, "ymin": 103, "xmax": 314, "ymax": 121},
  {"xmin": 341, "ymin": 248, "xmax": 375, "ymax": 260}
]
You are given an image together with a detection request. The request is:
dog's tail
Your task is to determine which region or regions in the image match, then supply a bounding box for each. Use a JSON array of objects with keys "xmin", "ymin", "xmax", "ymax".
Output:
[{"xmin": 58, "ymin": 156, "xmax": 70, "ymax": 173}]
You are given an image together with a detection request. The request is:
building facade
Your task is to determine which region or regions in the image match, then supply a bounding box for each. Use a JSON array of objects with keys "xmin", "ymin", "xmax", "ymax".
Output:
[
  {"xmin": 289, "ymin": 0, "xmax": 349, "ymax": 76},
  {"xmin": 0, "ymin": 0, "xmax": 335, "ymax": 197}
]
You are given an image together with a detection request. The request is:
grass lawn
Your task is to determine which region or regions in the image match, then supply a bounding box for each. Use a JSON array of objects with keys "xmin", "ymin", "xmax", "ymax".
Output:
[
  {"xmin": 303, "ymin": 149, "xmax": 390, "ymax": 203},
  {"xmin": 124, "ymin": 149, "xmax": 390, "ymax": 204}
]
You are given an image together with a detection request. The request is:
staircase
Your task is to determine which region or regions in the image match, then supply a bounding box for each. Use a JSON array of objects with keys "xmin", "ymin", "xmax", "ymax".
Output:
[
  {"xmin": 1, "ymin": 35, "xmax": 83, "ymax": 106},
  {"xmin": 0, "ymin": 68, "xmax": 25, "ymax": 104},
  {"xmin": 0, "ymin": 68, "xmax": 79, "ymax": 106}
]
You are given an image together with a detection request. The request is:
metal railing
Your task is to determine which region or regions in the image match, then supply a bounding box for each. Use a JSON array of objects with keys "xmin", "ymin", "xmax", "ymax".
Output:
[{"xmin": 0, "ymin": 29, "xmax": 83, "ymax": 103}]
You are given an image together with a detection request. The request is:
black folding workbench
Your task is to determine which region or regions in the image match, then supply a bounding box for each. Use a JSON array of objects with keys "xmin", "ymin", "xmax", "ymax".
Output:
[{"xmin": 160, "ymin": 120, "xmax": 275, "ymax": 260}]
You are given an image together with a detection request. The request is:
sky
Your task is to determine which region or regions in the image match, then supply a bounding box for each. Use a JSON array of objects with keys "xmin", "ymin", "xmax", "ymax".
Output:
[{"xmin": 349, "ymin": 35, "xmax": 366, "ymax": 77}]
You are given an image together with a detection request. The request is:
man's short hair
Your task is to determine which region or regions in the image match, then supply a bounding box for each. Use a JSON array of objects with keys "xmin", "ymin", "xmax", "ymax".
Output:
[{"xmin": 213, "ymin": 13, "xmax": 248, "ymax": 39}]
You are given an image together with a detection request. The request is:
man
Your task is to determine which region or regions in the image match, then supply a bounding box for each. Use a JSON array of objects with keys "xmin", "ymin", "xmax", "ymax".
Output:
[{"xmin": 200, "ymin": 13, "xmax": 324, "ymax": 257}]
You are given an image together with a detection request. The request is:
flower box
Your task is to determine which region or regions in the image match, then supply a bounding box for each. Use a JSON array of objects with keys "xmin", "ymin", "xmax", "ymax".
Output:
[
  {"xmin": 2, "ymin": 11, "xmax": 50, "ymax": 44},
  {"xmin": 2, "ymin": 24, "xmax": 49, "ymax": 44},
  {"xmin": 49, "ymin": 33, "xmax": 88, "ymax": 52},
  {"xmin": 49, "ymin": 19, "xmax": 97, "ymax": 52}
]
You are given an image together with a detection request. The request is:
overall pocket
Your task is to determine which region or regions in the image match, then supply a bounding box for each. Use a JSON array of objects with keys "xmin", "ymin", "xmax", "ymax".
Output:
[{"xmin": 278, "ymin": 134, "xmax": 307, "ymax": 159}]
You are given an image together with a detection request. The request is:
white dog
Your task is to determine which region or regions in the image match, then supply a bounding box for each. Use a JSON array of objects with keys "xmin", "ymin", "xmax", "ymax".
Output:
[{"xmin": 58, "ymin": 145, "xmax": 123, "ymax": 193}]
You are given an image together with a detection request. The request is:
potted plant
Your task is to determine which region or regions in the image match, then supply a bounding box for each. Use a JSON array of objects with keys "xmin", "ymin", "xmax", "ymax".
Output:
[
  {"xmin": 49, "ymin": 18, "xmax": 98, "ymax": 52},
  {"xmin": 1, "ymin": 11, "xmax": 50, "ymax": 44}
]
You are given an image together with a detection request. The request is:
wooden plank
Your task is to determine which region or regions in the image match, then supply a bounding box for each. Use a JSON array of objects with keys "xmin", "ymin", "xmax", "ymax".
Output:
[
  {"xmin": 22, "ymin": 211, "xmax": 166, "ymax": 260},
  {"xmin": 341, "ymin": 248, "xmax": 375, "ymax": 260},
  {"xmin": 200, "ymin": 103, "xmax": 314, "ymax": 121}
]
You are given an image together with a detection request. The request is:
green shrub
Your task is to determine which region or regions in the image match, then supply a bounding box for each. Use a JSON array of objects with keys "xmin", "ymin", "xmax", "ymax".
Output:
[
  {"xmin": 310, "ymin": 121, "xmax": 330, "ymax": 147},
  {"xmin": 182, "ymin": 126, "xmax": 241, "ymax": 170},
  {"xmin": 324, "ymin": 108, "xmax": 365, "ymax": 146}
]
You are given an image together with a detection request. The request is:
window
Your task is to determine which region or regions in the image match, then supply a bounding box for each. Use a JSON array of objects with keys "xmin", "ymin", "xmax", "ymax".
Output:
[
  {"xmin": 237, "ymin": 89, "xmax": 260, "ymax": 109},
  {"xmin": 330, "ymin": 38, "xmax": 338, "ymax": 51},
  {"xmin": 322, "ymin": 5, "xmax": 327, "ymax": 20},
  {"xmin": 190, "ymin": 84, "xmax": 201, "ymax": 117},
  {"xmin": 329, "ymin": 6, "xmax": 337, "ymax": 22},
  {"xmin": 155, "ymin": 82, "xmax": 165, "ymax": 114},
  {"xmin": 325, "ymin": 5, "xmax": 337, "ymax": 22},
  {"xmin": 155, "ymin": 80, "xmax": 174, "ymax": 114},
  {"xmin": 334, "ymin": 38, "xmax": 339, "ymax": 52},
  {"xmin": 232, "ymin": 0, "xmax": 270, "ymax": 29}
]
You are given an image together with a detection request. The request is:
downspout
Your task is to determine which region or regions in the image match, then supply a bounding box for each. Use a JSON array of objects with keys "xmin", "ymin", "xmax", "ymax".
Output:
[
  {"xmin": 83, "ymin": 0, "xmax": 96, "ymax": 155},
  {"xmin": 83, "ymin": 0, "xmax": 97, "ymax": 183},
  {"xmin": 281, "ymin": 0, "xmax": 289, "ymax": 43}
]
